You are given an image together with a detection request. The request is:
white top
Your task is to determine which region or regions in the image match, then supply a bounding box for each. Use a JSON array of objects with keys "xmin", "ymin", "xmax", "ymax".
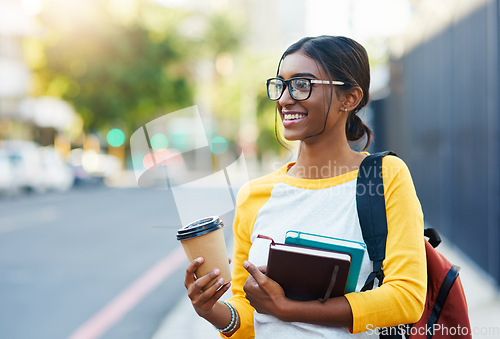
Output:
[{"xmin": 247, "ymin": 178, "xmax": 374, "ymax": 338}]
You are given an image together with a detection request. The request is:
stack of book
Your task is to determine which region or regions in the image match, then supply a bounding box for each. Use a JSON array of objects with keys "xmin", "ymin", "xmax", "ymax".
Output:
[{"xmin": 261, "ymin": 231, "xmax": 366, "ymax": 302}]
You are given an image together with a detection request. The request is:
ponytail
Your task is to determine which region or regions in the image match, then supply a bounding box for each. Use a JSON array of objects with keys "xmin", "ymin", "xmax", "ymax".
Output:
[{"xmin": 346, "ymin": 113, "xmax": 373, "ymax": 151}]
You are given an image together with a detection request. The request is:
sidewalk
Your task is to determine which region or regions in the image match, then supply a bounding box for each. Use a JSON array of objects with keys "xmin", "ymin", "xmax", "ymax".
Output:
[{"xmin": 152, "ymin": 238, "xmax": 500, "ymax": 339}]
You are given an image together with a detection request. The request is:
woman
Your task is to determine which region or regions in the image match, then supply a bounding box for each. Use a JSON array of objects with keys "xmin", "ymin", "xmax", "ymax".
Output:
[{"xmin": 184, "ymin": 35, "xmax": 426, "ymax": 338}]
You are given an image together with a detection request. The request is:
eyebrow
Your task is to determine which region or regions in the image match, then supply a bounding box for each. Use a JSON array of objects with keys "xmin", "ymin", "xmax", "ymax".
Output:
[{"xmin": 277, "ymin": 72, "xmax": 318, "ymax": 79}]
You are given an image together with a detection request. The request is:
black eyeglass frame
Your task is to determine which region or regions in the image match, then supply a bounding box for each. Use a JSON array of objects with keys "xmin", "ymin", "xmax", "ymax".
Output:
[{"xmin": 265, "ymin": 77, "xmax": 345, "ymax": 101}]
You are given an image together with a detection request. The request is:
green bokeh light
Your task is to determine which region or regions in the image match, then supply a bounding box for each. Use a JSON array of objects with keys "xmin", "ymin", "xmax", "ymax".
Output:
[
  {"xmin": 107, "ymin": 128, "xmax": 126, "ymax": 147},
  {"xmin": 150, "ymin": 134, "xmax": 169, "ymax": 150},
  {"xmin": 210, "ymin": 137, "xmax": 228, "ymax": 155}
]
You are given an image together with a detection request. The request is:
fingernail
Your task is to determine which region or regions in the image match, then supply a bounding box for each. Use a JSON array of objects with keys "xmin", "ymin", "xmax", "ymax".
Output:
[
  {"xmin": 196, "ymin": 257, "xmax": 204, "ymax": 263},
  {"xmin": 218, "ymin": 278, "xmax": 224, "ymax": 284},
  {"xmin": 214, "ymin": 268, "xmax": 221, "ymax": 275},
  {"xmin": 243, "ymin": 261, "xmax": 250, "ymax": 269}
]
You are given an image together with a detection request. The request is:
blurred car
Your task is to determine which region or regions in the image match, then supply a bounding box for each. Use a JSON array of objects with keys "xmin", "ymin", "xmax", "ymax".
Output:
[
  {"xmin": 69, "ymin": 148, "xmax": 122, "ymax": 187},
  {"xmin": 1, "ymin": 140, "xmax": 74, "ymax": 193},
  {"xmin": 38, "ymin": 146, "xmax": 74, "ymax": 192},
  {"xmin": 69, "ymin": 148, "xmax": 102, "ymax": 186},
  {"xmin": 0, "ymin": 149, "xmax": 20, "ymax": 196},
  {"xmin": 1, "ymin": 140, "xmax": 44, "ymax": 193}
]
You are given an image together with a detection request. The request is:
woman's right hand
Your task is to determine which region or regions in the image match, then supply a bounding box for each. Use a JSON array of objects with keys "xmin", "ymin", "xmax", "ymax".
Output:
[{"xmin": 184, "ymin": 257, "xmax": 232, "ymax": 317}]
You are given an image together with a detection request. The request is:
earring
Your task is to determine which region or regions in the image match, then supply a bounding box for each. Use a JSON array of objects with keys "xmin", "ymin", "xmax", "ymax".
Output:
[{"xmin": 343, "ymin": 107, "xmax": 348, "ymax": 113}]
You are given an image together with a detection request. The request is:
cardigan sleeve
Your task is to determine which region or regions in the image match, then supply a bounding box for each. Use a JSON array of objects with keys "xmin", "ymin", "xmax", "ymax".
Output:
[
  {"xmin": 344, "ymin": 155, "xmax": 427, "ymax": 333},
  {"xmin": 220, "ymin": 175, "xmax": 277, "ymax": 338},
  {"xmin": 220, "ymin": 182, "xmax": 255, "ymax": 339}
]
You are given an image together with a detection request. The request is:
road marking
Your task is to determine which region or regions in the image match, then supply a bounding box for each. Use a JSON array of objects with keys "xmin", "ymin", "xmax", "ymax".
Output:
[{"xmin": 69, "ymin": 245, "xmax": 187, "ymax": 339}]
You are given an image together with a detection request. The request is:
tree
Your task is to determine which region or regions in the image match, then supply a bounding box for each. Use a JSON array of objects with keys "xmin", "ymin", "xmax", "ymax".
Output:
[
  {"xmin": 26, "ymin": 0, "xmax": 284, "ymax": 162},
  {"xmin": 28, "ymin": 0, "xmax": 194, "ymax": 136}
]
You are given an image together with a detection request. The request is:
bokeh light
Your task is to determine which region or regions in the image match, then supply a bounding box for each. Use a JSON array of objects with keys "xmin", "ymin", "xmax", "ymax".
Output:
[
  {"xmin": 150, "ymin": 133, "xmax": 169, "ymax": 151},
  {"xmin": 210, "ymin": 136, "xmax": 228, "ymax": 155},
  {"xmin": 143, "ymin": 149, "xmax": 184, "ymax": 170},
  {"xmin": 106, "ymin": 128, "xmax": 126, "ymax": 147}
]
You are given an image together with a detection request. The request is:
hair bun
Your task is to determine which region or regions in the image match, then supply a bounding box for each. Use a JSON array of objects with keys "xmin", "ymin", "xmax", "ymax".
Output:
[{"xmin": 346, "ymin": 114, "xmax": 372, "ymax": 150}]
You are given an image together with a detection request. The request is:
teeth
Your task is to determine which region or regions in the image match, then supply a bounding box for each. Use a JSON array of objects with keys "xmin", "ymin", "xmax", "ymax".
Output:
[{"xmin": 284, "ymin": 113, "xmax": 306, "ymax": 120}]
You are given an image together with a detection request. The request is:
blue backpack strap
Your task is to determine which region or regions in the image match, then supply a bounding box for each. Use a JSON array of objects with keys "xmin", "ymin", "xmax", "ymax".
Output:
[{"xmin": 356, "ymin": 151, "xmax": 397, "ymax": 291}]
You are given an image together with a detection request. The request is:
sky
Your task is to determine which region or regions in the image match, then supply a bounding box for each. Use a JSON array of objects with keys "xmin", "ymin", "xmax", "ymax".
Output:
[
  {"xmin": 152, "ymin": 0, "xmax": 413, "ymax": 42},
  {"xmin": 305, "ymin": 0, "xmax": 412, "ymax": 42}
]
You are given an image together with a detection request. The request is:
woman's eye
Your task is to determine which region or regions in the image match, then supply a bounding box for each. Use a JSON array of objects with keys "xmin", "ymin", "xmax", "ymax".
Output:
[{"xmin": 294, "ymin": 80, "xmax": 309, "ymax": 91}]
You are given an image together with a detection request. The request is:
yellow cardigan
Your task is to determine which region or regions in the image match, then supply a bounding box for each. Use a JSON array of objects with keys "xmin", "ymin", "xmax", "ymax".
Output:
[{"xmin": 221, "ymin": 155, "xmax": 426, "ymax": 338}]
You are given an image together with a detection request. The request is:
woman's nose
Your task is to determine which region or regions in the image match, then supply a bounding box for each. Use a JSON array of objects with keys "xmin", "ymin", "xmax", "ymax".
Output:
[{"xmin": 278, "ymin": 86, "xmax": 295, "ymax": 106}]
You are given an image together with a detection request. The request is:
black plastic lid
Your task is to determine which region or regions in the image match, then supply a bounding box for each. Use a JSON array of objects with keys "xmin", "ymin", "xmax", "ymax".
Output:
[{"xmin": 176, "ymin": 216, "xmax": 224, "ymax": 241}]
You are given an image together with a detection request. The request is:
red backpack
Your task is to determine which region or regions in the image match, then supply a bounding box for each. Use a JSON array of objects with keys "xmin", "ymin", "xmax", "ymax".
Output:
[{"xmin": 356, "ymin": 152, "xmax": 471, "ymax": 338}]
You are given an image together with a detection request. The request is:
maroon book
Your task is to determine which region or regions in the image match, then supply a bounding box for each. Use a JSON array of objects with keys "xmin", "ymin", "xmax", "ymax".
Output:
[{"xmin": 266, "ymin": 243, "xmax": 351, "ymax": 302}]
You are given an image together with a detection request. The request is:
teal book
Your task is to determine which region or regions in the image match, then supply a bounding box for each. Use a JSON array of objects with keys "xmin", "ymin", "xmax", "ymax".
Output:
[{"xmin": 285, "ymin": 231, "xmax": 366, "ymax": 293}]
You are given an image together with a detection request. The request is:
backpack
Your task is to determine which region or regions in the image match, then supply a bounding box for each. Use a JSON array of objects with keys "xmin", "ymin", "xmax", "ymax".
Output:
[{"xmin": 356, "ymin": 151, "xmax": 472, "ymax": 339}]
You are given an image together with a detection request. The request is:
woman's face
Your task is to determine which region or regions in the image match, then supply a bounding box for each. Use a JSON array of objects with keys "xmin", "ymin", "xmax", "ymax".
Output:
[{"xmin": 277, "ymin": 52, "xmax": 344, "ymax": 141}]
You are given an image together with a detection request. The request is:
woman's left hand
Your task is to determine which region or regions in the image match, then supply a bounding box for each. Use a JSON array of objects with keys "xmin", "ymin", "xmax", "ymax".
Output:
[{"xmin": 243, "ymin": 261, "xmax": 288, "ymax": 317}]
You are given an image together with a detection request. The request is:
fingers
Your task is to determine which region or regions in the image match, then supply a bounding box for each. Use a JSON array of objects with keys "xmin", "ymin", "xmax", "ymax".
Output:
[
  {"xmin": 184, "ymin": 257, "xmax": 233, "ymax": 317},
  {"xmin": 189, "ymin": 274, "xmax": 231, "ymax": 316},
  {"xmin": 243, "ymin": 261, "xmax": 267, "ymax": 286},
  {"xmin": 203, "ymin": 279, "xmax": 232, "ymax": 305},
  {"xmin": 189, "ymin": 268, "xmax": 222, "ymax": 295},
  {"xmin": 184, "ymin": 257, "xmax": 204, "ymax": 289},
  {"xmin": 243, "ymin": 274, "xmax": 257, "ymax": 293}
]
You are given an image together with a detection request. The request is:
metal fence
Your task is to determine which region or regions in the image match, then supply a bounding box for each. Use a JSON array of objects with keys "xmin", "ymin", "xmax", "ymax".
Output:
[{"xmin": 373, "ymin": 0, "xmax": 500, "ymax": 284}]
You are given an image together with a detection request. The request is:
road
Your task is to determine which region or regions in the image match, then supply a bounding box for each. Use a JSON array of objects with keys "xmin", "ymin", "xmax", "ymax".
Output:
[{"xmin": 0, "ymin": 185, "xmax": 234, "ymax": 339}]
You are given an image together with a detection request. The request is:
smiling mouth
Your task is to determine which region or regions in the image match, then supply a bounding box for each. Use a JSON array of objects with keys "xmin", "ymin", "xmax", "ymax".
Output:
[{"xmin": 283, "ymin": 113, "xmax": 307, "ymax": 121}]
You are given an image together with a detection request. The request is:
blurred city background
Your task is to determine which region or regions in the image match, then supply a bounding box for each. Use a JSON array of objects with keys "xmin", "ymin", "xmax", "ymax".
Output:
[{"xmin": 0, "ymin": 0, "xmax": 498, "ymax": 338}]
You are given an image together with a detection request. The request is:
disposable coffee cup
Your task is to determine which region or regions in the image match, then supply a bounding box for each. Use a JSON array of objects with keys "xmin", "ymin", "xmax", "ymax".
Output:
[{"xmin": 177, "ymin": 216, "xmax": 231, "ymax": 289}]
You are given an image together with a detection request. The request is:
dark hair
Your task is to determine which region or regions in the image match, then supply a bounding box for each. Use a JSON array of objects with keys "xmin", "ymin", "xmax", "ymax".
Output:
[{"xmin": 276, "ymin": 35, "xmax": 373, "ymax": 150}]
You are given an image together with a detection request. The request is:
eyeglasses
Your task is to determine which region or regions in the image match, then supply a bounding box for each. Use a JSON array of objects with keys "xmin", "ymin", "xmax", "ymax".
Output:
[{"xmin": 265, "ymin": 77, "xmax": 344, "ymax": 101}]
